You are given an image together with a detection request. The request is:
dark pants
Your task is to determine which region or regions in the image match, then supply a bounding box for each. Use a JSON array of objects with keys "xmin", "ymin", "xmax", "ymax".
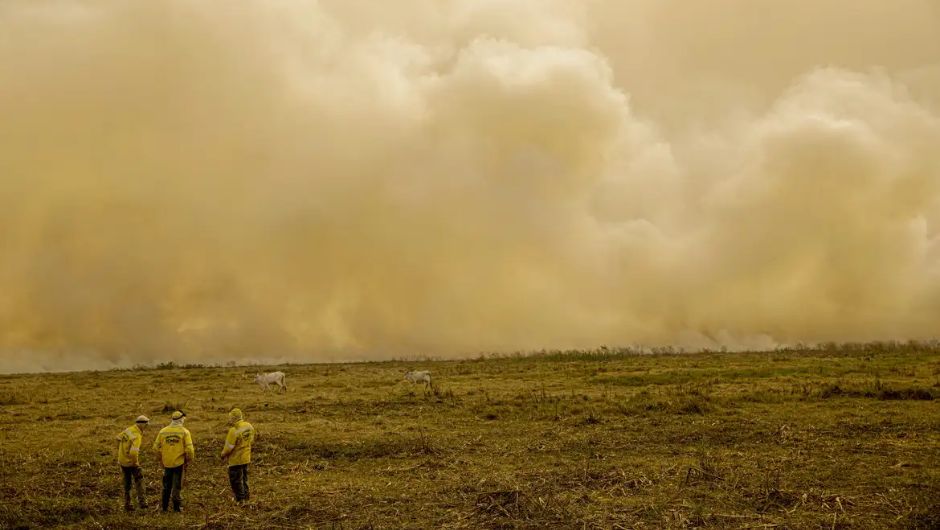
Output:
[
  {"xmin": 121, "ymin": 465, "xmax": 145, "ymax": 508},
  {"xmin": 161, "ymin": 465, "xmax": 184, "ymax": 512},
  {"xmin": 228, "ymin": 464, "xmax": 250, "ymax": 502}
]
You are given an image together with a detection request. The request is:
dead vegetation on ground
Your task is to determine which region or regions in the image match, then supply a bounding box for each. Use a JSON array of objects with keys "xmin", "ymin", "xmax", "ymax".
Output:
[{"xmin": 0, "ymin": 343, "xmax": 937, "ymax": 528}]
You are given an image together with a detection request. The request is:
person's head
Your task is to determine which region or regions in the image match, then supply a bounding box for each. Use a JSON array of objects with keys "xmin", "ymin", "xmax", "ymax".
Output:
[
  {"xmin": 135, "ymin": 415, "xmax": 150, "ymax": 430},
  {"xmin": 170, "ymin": 410, "xmax": 186, "ymax": 425},
  {"xmin": 228, "ymin": 407, "xmax": 244, "ymax": 425}
]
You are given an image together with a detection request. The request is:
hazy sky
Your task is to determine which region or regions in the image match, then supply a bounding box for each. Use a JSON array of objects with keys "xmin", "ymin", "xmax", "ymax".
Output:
[{"xmin": 1, "ymin": 0, "xmax": 939, "ymax": 372}]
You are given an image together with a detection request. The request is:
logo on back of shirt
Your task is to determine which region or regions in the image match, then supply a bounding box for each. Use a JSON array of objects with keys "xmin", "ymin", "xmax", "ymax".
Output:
[{"xmin": 165, "ymin": 434, "xmax": 182, "ymax": 445}]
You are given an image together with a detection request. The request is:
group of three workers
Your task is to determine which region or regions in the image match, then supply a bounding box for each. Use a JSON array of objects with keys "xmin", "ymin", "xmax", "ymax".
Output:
[{"xmin": 115, "ymin": 407, "xmax": 254, "ymax": 512}]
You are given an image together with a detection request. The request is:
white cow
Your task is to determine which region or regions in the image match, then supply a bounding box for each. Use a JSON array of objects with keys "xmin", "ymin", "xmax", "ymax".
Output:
[
  {"xmin": 404, "ymin": 370, "xmax": 432, "ymax": 389},
  {"xmin": 255, "ymin": 371, "xmax": 287, "ymax": 392}
]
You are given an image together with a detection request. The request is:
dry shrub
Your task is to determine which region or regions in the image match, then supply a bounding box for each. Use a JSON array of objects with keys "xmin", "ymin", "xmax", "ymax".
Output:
[{"xmin": 0, "ymin": 391, "xmax": 28, "ymax": 406}]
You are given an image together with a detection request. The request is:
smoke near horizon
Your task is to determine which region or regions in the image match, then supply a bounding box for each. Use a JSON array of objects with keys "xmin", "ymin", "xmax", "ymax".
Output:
[{"xmin": 2, "ymin": 0, "xmax": 940, "ymax": 372}]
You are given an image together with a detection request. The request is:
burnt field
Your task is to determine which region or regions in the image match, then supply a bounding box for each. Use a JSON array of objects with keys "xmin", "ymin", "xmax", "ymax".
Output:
[{"xmin": 0, "ymin": 345, "xmax": 938, "ymax": 529}]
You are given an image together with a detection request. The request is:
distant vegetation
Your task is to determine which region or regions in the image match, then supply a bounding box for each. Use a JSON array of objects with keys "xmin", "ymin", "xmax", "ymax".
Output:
[{"xmin": 0, "ymin": 343, "xmax": 937, "ymax": 528}]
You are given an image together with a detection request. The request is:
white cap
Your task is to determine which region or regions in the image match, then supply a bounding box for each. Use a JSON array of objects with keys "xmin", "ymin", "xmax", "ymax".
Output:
[{"xmin": 135, "ymin": 415, "xmax": 150, "ymax": 423}]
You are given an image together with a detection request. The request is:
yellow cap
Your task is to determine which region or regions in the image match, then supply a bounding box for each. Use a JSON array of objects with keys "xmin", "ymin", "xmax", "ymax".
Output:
[
  {"xmin": 171, "ymin": 410, "xmax": 185, "ymax": 420},
  {"xmin": 135, "ymin": 415, "xmax": 150, "ymax": 423}
]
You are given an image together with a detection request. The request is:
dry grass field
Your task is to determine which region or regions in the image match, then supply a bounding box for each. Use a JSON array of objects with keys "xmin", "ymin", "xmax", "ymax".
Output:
[{"xmin": 0, "ymin": 344, "xmax": 938, "ymax": 529}]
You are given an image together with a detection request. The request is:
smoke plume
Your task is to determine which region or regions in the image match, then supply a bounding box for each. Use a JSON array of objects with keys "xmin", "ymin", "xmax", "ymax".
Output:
[{"xmin": 2, "ymin": 0, "xmax": 939, "ymax": 371}]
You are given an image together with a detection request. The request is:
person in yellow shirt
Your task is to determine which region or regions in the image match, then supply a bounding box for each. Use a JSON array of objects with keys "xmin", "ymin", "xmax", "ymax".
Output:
[
  {"xmin": 115, "ymin": 415, "xmax": 150, "ymax": 511},
  {"xmin": 220, "ymin": 408, "xmax": 255, "ymax": 503},
  {"xmin": 152, "ymin": 410, "xmax": 195, "ymax": 513}
]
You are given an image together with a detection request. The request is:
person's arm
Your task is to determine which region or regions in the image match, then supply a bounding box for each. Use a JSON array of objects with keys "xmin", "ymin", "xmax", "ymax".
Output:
[
  {"xmin": 129, "ymin": 433, "xmax": 142, "ymax": 466},
  {"xmin": 220, "ymin": 427, "xmax": 237, "ymax": 460},
  {"xmin": 152, "ymin": 432, "xmax": 161, "ymax": 455}
]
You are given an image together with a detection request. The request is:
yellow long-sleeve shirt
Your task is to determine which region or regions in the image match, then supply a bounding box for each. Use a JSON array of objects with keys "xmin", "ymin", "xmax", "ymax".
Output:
[
  {"xmin": 152, "ymin": 424, "xmax": 195, "ymax": 468},
  {"xmin": 116, "ymin": 424, "xmax": 143, "ymax": 467},
  {"xmin": 221, "ymin": 420, "xmax": 255, "ymax": 467}
]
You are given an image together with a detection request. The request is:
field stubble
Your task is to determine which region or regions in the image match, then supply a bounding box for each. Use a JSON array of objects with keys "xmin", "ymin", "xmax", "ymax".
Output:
[{"xmin": 0, "ymin": 344, "xmax": 937, "ymax": 529}]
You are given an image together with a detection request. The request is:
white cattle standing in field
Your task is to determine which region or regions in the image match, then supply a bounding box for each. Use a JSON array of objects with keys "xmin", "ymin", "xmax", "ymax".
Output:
[
  {"xmin": 404, "ymin": 370, "xmax": 432, "ymax": 389},
  {"xmin": 255, "ymin": 371, "xmax": 287, "ymax": 392}
]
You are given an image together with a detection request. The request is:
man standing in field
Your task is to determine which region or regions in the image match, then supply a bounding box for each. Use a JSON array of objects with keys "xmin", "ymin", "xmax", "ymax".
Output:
[
  {"xmin": 115, "ymin": 415, "xmax": 150, "ymax": 511},
  {"xmin": 220, "ymin": 407, "xmax": 254, "ymax": 503},
  {"xmin": 152, "ymin": 410, "xmax": 195, "ymax": 513}
]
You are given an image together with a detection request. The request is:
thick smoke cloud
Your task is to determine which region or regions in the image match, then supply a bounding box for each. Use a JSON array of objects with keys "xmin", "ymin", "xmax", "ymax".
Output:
[{"xmin": 1, "ymin": 0, "xmax": 939, "ymax": 372}]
